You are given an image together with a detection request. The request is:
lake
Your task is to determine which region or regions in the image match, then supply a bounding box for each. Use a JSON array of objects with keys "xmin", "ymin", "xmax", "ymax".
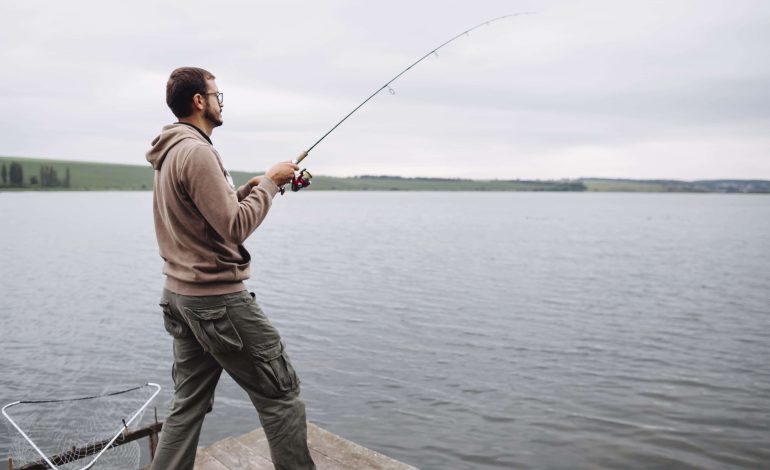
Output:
[{"xmin": 1, "ymin": 191, "xmax": 769, "ymax": 469}]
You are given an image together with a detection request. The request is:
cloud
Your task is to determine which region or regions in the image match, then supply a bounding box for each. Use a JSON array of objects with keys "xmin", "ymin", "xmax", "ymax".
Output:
[{"xmin": 1, "ymin": 0, "xmax": 769, "ymax": 178}]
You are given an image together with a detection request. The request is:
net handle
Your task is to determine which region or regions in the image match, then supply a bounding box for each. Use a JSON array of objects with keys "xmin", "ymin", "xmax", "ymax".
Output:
[{"xmin": 2, "ymin": 383, "xmax": 162, "ymax": 470}]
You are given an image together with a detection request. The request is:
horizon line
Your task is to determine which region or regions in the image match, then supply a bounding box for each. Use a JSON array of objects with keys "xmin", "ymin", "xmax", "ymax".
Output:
[{"xmin": 0, "ymin": 155, "xmax": 768, "ymax": 183}]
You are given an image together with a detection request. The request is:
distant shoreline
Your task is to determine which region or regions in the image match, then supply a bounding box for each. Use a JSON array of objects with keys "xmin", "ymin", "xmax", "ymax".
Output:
[{"xmin": 1, "ymin": 156, "xmax": 769, "ymax": 193}]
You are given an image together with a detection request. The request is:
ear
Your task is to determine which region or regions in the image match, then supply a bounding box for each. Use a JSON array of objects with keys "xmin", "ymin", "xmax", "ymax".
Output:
[{"xmin": 192, "ymin": 93, "xmax": 206, "ymax": 111}]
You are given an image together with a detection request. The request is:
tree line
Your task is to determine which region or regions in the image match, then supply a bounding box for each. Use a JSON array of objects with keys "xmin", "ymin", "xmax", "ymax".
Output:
[{"xmin": 1, "ymin": 162, "xmax": 71, "ymax": 188}]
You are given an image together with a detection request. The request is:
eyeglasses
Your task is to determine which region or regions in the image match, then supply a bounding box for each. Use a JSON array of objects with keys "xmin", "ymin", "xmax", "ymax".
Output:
[{"xmin": 201, "ymin": 91, "xmax": 223, "ymax": 105}]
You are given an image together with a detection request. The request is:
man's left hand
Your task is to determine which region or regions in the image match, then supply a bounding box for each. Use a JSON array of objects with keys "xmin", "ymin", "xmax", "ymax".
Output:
[{"xmin": 246, "ymin": 175, "xmax": 264, "ymax": 188}]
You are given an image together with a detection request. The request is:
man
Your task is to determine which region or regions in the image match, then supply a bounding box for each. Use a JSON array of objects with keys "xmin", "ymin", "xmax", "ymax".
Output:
[{"xmin": 146, "ymin": 67, "xmax": 315, "ymax": 470}]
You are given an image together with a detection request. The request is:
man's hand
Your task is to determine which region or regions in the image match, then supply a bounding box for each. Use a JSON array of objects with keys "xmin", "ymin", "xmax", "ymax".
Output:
[
  {"xmin": 246, "ymin": 175, "xmax": 264, "ymax": 188},
  {"xmin": 266, "ymin": 161, "xmax": 300, "ymax": 187}
]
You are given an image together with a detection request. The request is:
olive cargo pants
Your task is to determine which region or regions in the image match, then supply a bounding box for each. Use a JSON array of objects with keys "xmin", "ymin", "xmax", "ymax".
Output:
[{"xmin": 151, "ymin": 289, "xmax": 315, "ymax": 470}]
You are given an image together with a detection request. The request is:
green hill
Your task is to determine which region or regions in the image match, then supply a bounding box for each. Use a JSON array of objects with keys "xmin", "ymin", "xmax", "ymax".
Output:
[
  {"xmin": 581, "ymin": 178, "xmax": 770, "ymax": 193},
  {"xmin": 0, "ymin": 156, "xmax": 154, "ymax": 190},
  {"xmin": 1, "ymin": 156, "xmax": 767, "ymax": 192},
  {"xmin": 0, "ymin": 155, "xmax": 263, "ymax": 191},
  {"xmin": 308, "ymin": 175, "xmax": 585, "ymax": 191},
  {"xmin": 0, "ymin": 156, "xmax": 585, "ymax": 192}
]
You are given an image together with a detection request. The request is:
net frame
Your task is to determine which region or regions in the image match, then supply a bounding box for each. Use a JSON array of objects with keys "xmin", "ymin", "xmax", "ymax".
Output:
[{"xmin": 2, "ymin": 382, "xmax": 161, "ymax": 470}]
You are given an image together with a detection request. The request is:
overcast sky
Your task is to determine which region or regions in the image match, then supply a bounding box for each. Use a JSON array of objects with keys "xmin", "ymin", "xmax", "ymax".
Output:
[{"xmin": 1, "ymin": 0, "xmax": 769, "ymax": 179}]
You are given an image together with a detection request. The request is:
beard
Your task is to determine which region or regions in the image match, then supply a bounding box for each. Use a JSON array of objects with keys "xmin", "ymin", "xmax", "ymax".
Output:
[{"xmin": 204, "ymin": 103, "xmax": 223, "ymax": 127}]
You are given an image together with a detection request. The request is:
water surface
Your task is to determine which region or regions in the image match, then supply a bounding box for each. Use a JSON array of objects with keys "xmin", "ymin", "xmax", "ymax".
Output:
[{"xmin": 1, "ymin": 192, "xmax": 768, "ymax": 469}]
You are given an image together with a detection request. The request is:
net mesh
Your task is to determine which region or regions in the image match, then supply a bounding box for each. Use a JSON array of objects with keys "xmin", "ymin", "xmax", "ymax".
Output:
[{"xmin": 3, "ymin": 383, "xmax": 160, "ymax": 470}]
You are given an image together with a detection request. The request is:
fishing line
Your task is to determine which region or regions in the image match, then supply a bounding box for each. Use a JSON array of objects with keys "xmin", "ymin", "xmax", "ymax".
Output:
[{"xmin": 291, "ymin": 12, "xmax": 534, "ymax": 169}]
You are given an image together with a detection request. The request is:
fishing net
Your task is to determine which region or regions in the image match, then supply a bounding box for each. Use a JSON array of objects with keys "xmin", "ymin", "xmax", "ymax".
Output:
[{"xmin": 2, "ymin": 383, "xmax": 161, "ymax": 470}]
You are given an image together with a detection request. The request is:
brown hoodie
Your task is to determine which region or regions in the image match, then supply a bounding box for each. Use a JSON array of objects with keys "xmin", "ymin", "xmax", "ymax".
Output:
[{"xmin": 146, "ymin": 123, "xmax": 280, "ymax": 295}]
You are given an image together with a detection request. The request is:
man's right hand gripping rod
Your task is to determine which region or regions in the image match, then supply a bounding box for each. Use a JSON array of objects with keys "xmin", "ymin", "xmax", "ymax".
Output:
[{"xmin": 288, "ymin": 150, "xmax": 312, "ymax": 193}]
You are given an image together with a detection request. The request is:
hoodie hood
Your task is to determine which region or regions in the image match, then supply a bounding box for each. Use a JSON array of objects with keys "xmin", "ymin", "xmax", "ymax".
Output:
[{"xmin": 146, "ymin": 123, "xmax": 209, "ymax": 170}]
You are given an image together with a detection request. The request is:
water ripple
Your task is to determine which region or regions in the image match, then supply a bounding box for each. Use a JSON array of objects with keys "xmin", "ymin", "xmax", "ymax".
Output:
[{"xmin": 1, "ymin": 192, "xmax": 769, "ymax": 469}]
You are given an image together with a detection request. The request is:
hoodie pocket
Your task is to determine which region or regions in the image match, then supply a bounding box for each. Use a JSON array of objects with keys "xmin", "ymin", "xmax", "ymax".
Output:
[{"xmin": 182, "ymin": 304, "xmax": 243, "ymax": 354}]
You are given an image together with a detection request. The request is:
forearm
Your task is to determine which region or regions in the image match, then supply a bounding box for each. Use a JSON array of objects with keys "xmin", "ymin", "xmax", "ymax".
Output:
[
  {"xmin": 228, "ymin": 179, "xmax": 281, "ymax": 243},
  {"xmin": 236, "ymin": 184, "xmax": 251, "ymax": 201},
  {"xmin": 227, "ymin": 195, "xmax": 271, "ymax": 243},
  {"xmin": 185, "ymin": 148, "xmax": 280, "ymax": 244}
]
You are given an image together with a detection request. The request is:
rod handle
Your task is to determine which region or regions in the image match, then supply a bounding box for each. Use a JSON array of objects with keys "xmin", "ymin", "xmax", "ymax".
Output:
[{"xmin": 292, "ymin": 150, "xmax": 309, "ymax": 165}]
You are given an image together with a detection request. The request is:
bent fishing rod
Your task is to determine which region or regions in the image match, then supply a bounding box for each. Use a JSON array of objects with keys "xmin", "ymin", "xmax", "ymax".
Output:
[{"xmin": 284, "ymin": 12, "xmax": 534, "ymax": 193}]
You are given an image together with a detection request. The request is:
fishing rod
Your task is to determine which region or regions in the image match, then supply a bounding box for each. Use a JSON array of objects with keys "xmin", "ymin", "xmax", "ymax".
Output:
[{"xmin": 285, "ymin": 12, "xmax": 534, "ymax": 193}]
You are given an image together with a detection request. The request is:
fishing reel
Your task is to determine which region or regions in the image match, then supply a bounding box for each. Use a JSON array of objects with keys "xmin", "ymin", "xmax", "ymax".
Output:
[
  {"xmin": 292, "ymin": 168, "xmax": 312, "ymax": 191},
  {"xmin": 281, "ymin": 168, "xmax": 312, "ymax": 194}
]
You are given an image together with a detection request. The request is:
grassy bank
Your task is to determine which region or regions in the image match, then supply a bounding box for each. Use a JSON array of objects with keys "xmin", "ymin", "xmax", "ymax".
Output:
[
  {"xmin": 1, "ymin": 156, "xmax": 767, "ymax": 192},
  {"xmin": 0, "ymin": 156, "xmax": 154, "ymax": 190},
  {"xmin": 581, "ymin": 178, "xmax": 770, "ymax": 193},
  {"xmin": 0, "ymin": 156, "xmax": 585, "ymax": 192}
]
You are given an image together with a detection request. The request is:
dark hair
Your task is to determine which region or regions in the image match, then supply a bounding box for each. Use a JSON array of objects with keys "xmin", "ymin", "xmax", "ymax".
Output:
[{"xmin": 166, "ymin": 67, "xmax": 215, "ymax": 118}]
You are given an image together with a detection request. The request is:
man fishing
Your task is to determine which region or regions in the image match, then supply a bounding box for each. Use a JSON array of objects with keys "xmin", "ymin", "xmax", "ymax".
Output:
[{"xmin": 145, "ymin": 66, "xmax": 316, "ymax": 470}]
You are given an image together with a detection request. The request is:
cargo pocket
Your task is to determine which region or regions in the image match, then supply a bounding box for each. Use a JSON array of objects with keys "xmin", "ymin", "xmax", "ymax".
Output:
[
  {"xmin": 160, "ymin": 300, "xmax": 189, "ymax": 338},
  {"xmin": 171, "ymin": 361, "xmax": 178, "ymax": 387},
  {"xmin": 251, "ymin": 341, "xmax": 300, "ymax": 398},
  {"xmin": 182, "ymin": 304, "xmax": 243, "ymax": 354}
]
